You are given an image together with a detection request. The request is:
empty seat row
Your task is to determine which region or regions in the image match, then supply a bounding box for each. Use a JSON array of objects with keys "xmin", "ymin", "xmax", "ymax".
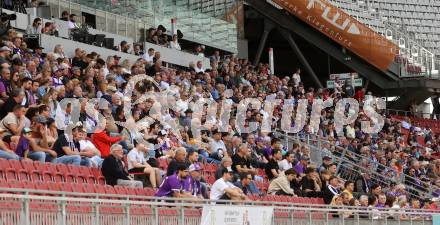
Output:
[{"xmin": 0, "ymin": 159, "xmax": 105, "ymax": 184}]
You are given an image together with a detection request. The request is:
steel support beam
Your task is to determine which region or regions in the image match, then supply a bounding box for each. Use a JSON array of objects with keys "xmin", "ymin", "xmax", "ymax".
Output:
[
  {"xmin": 280, "ymin": 29, "xmax": 323, "ymax": 88},
  {"xmin": 244, "ymin": 0, "xmax": 395, "ymax": 89},
  {"xmin": 253, "ymin": 19, "xmax": 275, "ymax": 66}
]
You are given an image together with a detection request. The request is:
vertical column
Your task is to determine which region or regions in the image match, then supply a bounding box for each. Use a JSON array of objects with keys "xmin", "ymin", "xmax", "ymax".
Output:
[
  {"xmin": 269, "ymin": 48, "xmax": 274, "ymax": 75},
  {"xmin": 171, "ymin": 18, "xmax": 177, "ymax": 35}
]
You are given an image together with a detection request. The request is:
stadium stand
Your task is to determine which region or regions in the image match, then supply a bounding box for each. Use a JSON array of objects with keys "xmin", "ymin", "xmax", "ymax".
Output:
[{"xmin": 0, "ymin": 0, "xmax": 439, "ymax": 224}]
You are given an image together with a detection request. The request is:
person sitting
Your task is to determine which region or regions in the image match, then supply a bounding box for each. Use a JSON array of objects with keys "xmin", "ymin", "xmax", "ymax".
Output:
[
  {"xmin": 155, "ymin": 164, "xmax": 194, "ymax": 198},
  {"xmin": 265, "ymin": 149, "xmax": 282, "ymax": 181},
  {"xmin": 0, "ymin": 127, "xmax": 19, "ymax": 160},
  {"xmin": 300, "ymin": 167, "xmax": 322, "ymax": 197},
  {"xmin": 26, "ymin": 18, "xmax": 42, "ymax": 35},
  {"xmin": 215, "ymin": 156, "xmax": 233, "ymax": 180},
  {"xmin": 323, "ymin": 176, "xmax": 341, "ymax": 204},
  {"xmin": 13, "ymin": 127, "xmax": 56, "ymax": 162},
  {"xmin": 101, "ymin": 144, "xmax": 142, "ymax": 188},
  {"xmin": 91, "ymin": 122, "xmax": 122, "ymax": 158},
  {"xmin": 167, "ymin": 147, "xmax": 189, "ymax": 176},
  {"xmin": 184, "ymin": 163, "xmax": 204, "ymax": 199},
  {"xmin": 267, "ymin": 168, "xmax": 298, "ymax": 196},
  {"xmin": 278, "ymin": 152, "xmax": 295, "ymax": 172},
  {"xmin": 342, "ymin": 180, "xmax": 355, "ymax": 200},
  {"xmin": 210, "ymin": 167, "xmax": 248, "ymax": 201},
  {"xmin": 127, "ymin": 141, "xmax": 161, "ymax": 188},
  {"xmin": 52, "ymin": 124, "xmax": 91, "ymax": 166},
  {"xmin": 234, "ymin": 172, "xmax": 260, "ymax": 195}
]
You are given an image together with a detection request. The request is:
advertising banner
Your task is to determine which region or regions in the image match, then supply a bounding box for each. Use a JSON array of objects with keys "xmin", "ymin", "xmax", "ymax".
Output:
[
  {"xmin": 271, "ymin": 0, "xmax": 399, "ymax": 71},
  {"xmin": 200, "ymin": 205, "xmax": 273, "ymax": 225}
]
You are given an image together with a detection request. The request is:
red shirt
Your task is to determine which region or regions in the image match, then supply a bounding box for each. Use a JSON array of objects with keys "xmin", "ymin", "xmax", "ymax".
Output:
[{"xmin": 91, "ymin": 131, "xmax": 122, "ymax": 158}]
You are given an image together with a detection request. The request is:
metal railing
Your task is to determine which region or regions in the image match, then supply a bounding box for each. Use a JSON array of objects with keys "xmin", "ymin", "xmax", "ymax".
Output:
[
  {"xmin": 274, "ymin": 131, "xmax": 433, "ymax": 200},
  {"xmin": 0, "ymin": 188, "xmax": 437, "ymax": 225}
]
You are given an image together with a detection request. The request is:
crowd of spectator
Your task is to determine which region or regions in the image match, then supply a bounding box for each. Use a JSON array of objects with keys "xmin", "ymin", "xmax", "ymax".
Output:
[{"xmin": 1, "ymin": 17, "xmax": 440, "ymax": 216}]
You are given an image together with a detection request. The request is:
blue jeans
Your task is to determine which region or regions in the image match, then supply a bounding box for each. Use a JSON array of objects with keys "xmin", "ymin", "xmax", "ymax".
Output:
[
  {"xmin": 199, "ymin": 150, "xmax": 221, "ymax": 164},
  {"xmin": 0, "ymin": 149, "xmax": 19, "ymax": 160},
  {"xmin": 80, "ymin": 157, "xmax": 92, "ymax": 167},
  {"xmin": 27, "ymin": 151, "xmax": 46, "ymax": 162},
  {"xmin": 249, "ymin": 181, "xmax": 261, "ymax": 195},
  {"xmin": 54, "ymin": 155, "xmax": 81, "ymax": 166}
]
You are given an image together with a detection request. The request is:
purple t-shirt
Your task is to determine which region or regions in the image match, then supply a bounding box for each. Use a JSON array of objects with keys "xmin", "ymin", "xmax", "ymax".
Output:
[
  {"xmin": 183, "ymin": 176, "xmax": 202, "ymax": 197},
  {"xmin": 155, "ymin": 174, "xmax": 185, "ymax": 197},
  {"xmin": 0, "ymin": 80, "xmax": 7, "ymax": 95},
  {"xmin": 15, "ymin": 136, "xmax": 30, "ymax": 158},
  {"xmin": 294, "ymin": 162, "xmax": 305, "ymax": 174}
]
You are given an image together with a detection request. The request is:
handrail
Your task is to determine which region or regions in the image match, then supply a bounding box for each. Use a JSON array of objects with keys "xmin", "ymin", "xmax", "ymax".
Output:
[
  {"xmin": 0, "ymin": 190, "xmax": 438, "ymax": 215},
  {"xmin": 273, "ymin": 130, "xmax": 434, "ymax": 199}
]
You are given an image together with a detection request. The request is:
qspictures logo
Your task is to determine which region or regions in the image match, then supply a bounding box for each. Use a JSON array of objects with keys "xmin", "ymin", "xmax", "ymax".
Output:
[{"xmin": 55, "ymin": 75, "xmax": 385, "ymax": 150}]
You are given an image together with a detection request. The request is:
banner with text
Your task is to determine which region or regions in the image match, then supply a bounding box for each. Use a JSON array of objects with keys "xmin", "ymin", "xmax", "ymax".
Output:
[
  {"xmin": 201, "ymin": 205, "xmax": 274, "ymax": 225},
  {"xmin": 271, "ymin": 0, "xmax": 398, "ymax": 72}
]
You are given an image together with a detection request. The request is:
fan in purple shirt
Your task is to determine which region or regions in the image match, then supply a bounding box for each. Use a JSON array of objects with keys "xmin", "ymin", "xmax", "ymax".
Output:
[{"xmin": 155, "ymin": 164, "xmax": 194, "ymax": 198}]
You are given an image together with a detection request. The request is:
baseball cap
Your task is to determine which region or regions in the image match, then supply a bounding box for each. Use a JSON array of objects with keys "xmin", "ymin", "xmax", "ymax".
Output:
[
  {"xmin": 0, "ymin": 127, "xmax": 6, "ymax": 133},
  {"xmin": 300, "ymin": 156, "xmax": 310, "ymax": 161},
  {"xmin": 0, "ymin": 46, "xmax": 11, "ymax": 52},
  {"xmin": 221, "ymin": 167, "xmax": 234, "ymax": 175},
  {"xmin": 323, "ymin": 156, "xmax": 332, "ymax": 161},
  {"xmin": 22, "ymin": 127, "xmax": 32, "ymax": 133},
  {"xmin": 188, "ymin": 163, "xmax": 201, "ymax": 172}
]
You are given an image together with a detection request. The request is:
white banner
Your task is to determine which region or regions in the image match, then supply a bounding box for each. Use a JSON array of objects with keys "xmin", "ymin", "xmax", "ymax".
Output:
[{"xmin": 201, "ymin": 205, "xmax": 273, "ymax": 225}]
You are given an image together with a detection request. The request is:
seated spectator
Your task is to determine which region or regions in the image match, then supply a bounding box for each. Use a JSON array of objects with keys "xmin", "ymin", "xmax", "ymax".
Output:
[
  {"xmin": 184, "ymin": 163, "xmax": 204, "ymax": 199},
  {"xmin": 265, "ymin": 149, "xmax": 282, "ymax": 180},
  {"xmin": 278, "ymin": 152, "xmax": 295, "ymax": 172},
  {"xmin": 120, "ymin": 41, "xmax": 130, "ymax": 54},
  {"xmin": 14, "ymin": 124, "xmax": 56, "ymax": 162},
  {"xmin": 52, "ymin": 124, "xmax": 91, "ymax": 166},
  {"xmin": 169, "ymin": 35, "xmax": 181, "ymax": 51},
  {"xmin": 267, "ymin": 168, "xmax": 298, "ymax": 196},
  {"xmin": 101, "ymin": 144, "xmax": 142, "ymax": 188},
  {"xmin": 215, "ymin": 156, "xmax": 233, "ymax": 180},
  {"xmin": 342, "ymin": 180, "xmax": 355, "ymax": 200},
  {"xmin": 301, "ymin": 167, "xmax": 322, "ymax": 197},
  {"xmin": 1, "ymin": 89, "xmax": 25, "ymax": 119},
  {"xmin": 203, "ymin": 129, "xmax": 226, "ymax": 164},
  {"xmin": 0, "ymin": 104, "xmax": 26, "ymax": 141},
  {"xmin": 68, "ymin": 14, "xmax": 79, "ymax": 30},
  {"xmin": 376, "ymin": 193, "xmax": 387, "ymax": 208},
  {"xmin": 194, "ymin": 61, "xmax": 204, "ymax": 73},
  {"xmin": 318, "ymin": 156, "xmax": 333, "ymax": 172},
  {"xmin": 78, "ymin": 133, "xmax": 102, "ymax": 167},
  {"xmin": 355, "ymin": 172, "xmax": 371, "ymax": 195},
  {"xmin": 91, "ymin": 121, "xmax": 122, "ymax": 158},
  {"xmin": 166, "ymin": 147, "xmax": 189, "ymax": 176},
  {"xmin": 155, "ymin": 164, "xmax": 194, "ymax": 198},
  {"xmin": 142, "ymin": 48, "xmax": 155, "ymax": 64},
  {"xmin": 127, "ymin": 142, "xmax": 161, "ymax": 188},
  {"xmin": 41, "ymin": 22, "xmax": 58, "ymax": 36},
  {"xmin": 323, "ymin": 176, "xmax": 341, "ymax": 204},
  {"xmin": 234, "ymin": 172, "xmax": 260, "ymax": 195},
  {"xmin": 60, "ymin": 11, "xmax": 69, "ymax": 21},
  {"xmin": 0, "ymin": 127, "xmax": 19, "ymax": 160},
  {"xmin": 210, "ymin": 167, "xmax": 248, "ymax": 201},
  {"xmin": 293, "ymin": 155, "xmax": 309, "ymax": 175},
  {"xmin": 26, "ymin": 18, "xmax": 42, "ymax": 35}
]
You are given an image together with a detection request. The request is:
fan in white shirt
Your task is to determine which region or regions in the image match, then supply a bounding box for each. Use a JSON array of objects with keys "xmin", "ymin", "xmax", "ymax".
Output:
[
  {"xmin": 142, "ymin": 48, "xmax": 155, "ymax": 63},
  {"xmin": 278, "ymin": 153, "xmax": 295, "ymax": 172},
  {"xmin": 210, "ymin": 167, "xmax": 247, "ymax": 201},
  {"xmin": 194, "ymin": 61, "xmax": 204, "ymax": 73}
]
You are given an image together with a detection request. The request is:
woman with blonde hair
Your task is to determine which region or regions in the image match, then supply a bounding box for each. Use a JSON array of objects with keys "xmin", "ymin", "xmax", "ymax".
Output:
[{"xmin": 40, "ymin": 87, "xmax": 58, "ymax": 118}]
